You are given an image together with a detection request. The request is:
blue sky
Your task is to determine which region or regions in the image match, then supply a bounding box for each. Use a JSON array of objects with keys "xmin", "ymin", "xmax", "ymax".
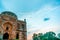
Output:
[{"xmin": 0, "ymin": 0, "xmax": 60, "ymax": 40}]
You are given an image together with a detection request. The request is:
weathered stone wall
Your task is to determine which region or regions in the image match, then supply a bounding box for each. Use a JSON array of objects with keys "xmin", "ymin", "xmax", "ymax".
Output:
[{"xmin": 0, "ymin": 11, "xmax": 27, "ymax": 40}]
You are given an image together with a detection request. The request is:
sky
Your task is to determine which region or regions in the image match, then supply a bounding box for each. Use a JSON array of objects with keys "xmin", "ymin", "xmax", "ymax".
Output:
[{"xmin": 0, "ymin": 0, "xmax": 60, "ymax": 40}]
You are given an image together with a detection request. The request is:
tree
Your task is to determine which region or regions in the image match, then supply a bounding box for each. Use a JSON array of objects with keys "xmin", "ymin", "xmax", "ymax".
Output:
[
  {"xmin": 33, "ymin": 33, "xmax": 38, "ymax": 40},
  {"xmin": 32, "ymin": 32, "xmax": 60, "ymax": 40},
  {"xmin": 57, "ymin": 33, "xmax": 60, "ymax": 39},
  {"xmin": 43, "ymin": 31, "xmax": 56, "ymax": 40},
  {"xmin": 38, "ymin": 33, "xmax": 43, "ymax": 40}
]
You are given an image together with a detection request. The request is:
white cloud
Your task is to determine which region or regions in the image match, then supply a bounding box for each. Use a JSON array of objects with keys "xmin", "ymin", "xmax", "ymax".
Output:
[{"xmin": 26, "ymin": 6, "xmax": 60, "ymax": 40}]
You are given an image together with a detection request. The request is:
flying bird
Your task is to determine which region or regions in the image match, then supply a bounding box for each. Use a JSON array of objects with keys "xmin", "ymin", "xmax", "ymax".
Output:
[{"xmin": 44, "ymin": 18, "xmax": 50, "ymax": 21}]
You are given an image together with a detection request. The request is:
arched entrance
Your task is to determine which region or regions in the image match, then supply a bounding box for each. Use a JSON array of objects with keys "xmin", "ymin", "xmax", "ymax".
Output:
[
  {"xmin": 16, "ymin": 33, "xmax": 19, "ymax": 39},
  {"xmin": 3, "ymin": 33, "xmax": 9, "ymax": 40}
]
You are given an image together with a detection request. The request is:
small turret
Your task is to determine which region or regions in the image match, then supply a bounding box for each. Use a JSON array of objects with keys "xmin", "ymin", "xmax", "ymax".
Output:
[{"xmin": 24, "ymin": 19, "xmax": 26, "ymax": 23}]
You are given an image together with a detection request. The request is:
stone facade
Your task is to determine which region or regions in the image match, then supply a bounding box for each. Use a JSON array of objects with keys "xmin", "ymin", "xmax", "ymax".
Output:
[{"xmin": 0, "ymin": 11, "xmax": 27, "ymax": 40}]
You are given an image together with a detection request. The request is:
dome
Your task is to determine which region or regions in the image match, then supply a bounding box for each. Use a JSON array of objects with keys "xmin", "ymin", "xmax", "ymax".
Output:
[{"xmin": 1, "ymin": 11, "xmax": 17, "ymax": 19}]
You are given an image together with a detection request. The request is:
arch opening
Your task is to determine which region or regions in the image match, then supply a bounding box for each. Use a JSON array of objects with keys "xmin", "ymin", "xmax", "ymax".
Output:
[
  {"xmin": 16, "ymin": 33, "xmax": 19, "ymax": 39},
  {"xmin": 3, "ymin": 33, "xmax": 9, "ymax": 40}
]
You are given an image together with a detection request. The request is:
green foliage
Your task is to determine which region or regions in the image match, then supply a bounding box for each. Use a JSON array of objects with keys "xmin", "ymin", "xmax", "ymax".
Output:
[
  {"xmin": 33, "ymin": 33, "xmax": 38, "ymax": 40},
  {"xmin": 58, "ymin": 33, "xmax": 60, "ymax": 39},
  {"xmin": 15, "ymin": 39, "xmax": 19, "ymax": 40},
  {"xmin": 32, "ymin": 31, "xmax": 60, "ymax": 40}
]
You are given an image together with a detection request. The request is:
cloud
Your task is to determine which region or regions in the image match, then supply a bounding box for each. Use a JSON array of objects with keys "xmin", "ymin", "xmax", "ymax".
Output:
[
  {"xmin": 27, "ymin": 26, "xmax": 59, "ymax": 40},
  {"xmin": 1, "ymin": 0, "xmax": 60, "ymax": 12},
  {"xmin": 0, "ymin": 0, "xmax": 60, "ymax": 40},
  {"xmin": 26, "ymin": 6, "xmax": 60, "ymax": 40}
]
